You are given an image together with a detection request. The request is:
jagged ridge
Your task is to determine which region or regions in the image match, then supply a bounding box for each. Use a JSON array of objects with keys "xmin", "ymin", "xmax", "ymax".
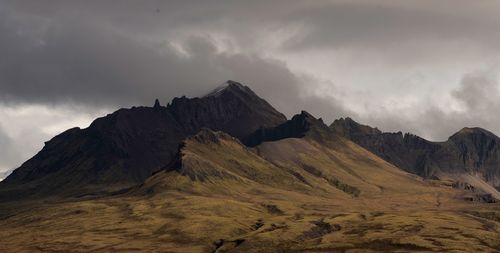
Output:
[
  {"xmin": 0, "ymin": 81, "xmax": 286, "ymax": 200},
  {"xmin": 331, "ymin": 118, "xmax": 500, "ymax": 194}
]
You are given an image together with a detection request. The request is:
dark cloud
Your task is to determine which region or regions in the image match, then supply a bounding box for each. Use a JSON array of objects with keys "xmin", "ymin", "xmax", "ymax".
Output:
[{"xmin": 0, "ymin": 1, "xmax": 351, "ymax": 120}]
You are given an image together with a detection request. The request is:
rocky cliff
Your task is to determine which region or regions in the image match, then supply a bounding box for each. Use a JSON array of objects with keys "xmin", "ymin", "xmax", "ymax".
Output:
[
  {"xmin": 331, "ymin": 118, "xmax": 500, "ymax": 192},
  {"xmin": 0, "ymin": 81, "xmax": 286, "ymax": 199}
]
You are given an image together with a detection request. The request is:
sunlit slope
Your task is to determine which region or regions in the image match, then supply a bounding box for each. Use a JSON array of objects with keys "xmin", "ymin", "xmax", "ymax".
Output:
[
  {"xmin": 0, "ymin": 113, "xmax": 496, "ymax": 253},
  {"xmin": 0, "ymin": 128, "xmax": 498, "ymax": 252},
  {"xmin": 135, "ymin": 129, "xmax": 353, "ymax": 201},
  {"xmin": 256, "ymin": 137, "xmax": 453, "ymax": 199},
  {"xmin": 138, "ymin": 115, "xmax": 470, "ymax": 213}
]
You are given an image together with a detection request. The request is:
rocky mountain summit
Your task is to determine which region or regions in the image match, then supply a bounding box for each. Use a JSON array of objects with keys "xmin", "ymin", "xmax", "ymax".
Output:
[
  {"xmin": 0, "ymin": 81, "xmax": 286, "ymax": 199},
  {"xmin": 167, "ymin": 80, "xmax": 286, "ymax": 139}
]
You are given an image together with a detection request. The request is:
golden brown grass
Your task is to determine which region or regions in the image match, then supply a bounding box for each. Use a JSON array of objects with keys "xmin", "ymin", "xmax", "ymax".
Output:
[
  {"xmin": 0, "ymin": 193, "xmax": 498, "ymax": 252},
  {"xmin": 0, "ymin": 132, "xmax": 498, "ymax": 252}
]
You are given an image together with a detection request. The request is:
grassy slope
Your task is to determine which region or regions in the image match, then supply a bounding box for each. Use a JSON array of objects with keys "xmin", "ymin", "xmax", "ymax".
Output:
[{"xmin": 0, "ymin": 131, "xmax": 498, "ymax": 252}]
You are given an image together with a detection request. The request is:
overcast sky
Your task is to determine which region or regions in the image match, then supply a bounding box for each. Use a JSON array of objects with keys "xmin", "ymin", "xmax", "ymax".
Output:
[{"xmin": 1, "ymin": 0, "xmax": 500, "ymax": 175}]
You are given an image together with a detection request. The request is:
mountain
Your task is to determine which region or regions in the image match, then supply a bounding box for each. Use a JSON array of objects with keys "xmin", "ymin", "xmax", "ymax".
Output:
[
  {"xmin": 1, "ymin": 83, "xmax": 499, "ymax": 252},
  {"xmin": 2, "ymin": 120, "xmax": 498, "ymax": 252},
  {"xmin": 331, "ymin": 117, "xmax": 500, "ymax": 197},
  {"xmin": 125, "ymin": 119, "xmax": 474, "ymax": 252},
  {"xmin": 0, "ymin": 81, "xmax": 286, "ymax": 200}
]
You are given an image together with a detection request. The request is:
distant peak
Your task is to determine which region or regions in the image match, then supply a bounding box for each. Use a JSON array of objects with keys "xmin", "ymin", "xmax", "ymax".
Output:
[
  {"xmin": 451, "ymin": 127, "xmax": 498, "ymax": 139},
  {"xmin": 290, "ymin": 111, "xmax": 321, "ymax": 125},
  {"xmin": 330, "ymin": 117, "xmax": 381, "ymax": 137},
  {"xmin": 332, "ymin": 117, "xmax": 356, "ymax": 125},
  {"xmin": 226, "ymin": 80, "xmax": 244, "ymax": 87},
  {"xmin": 203, "ymin": 80, "xmax": 248, "ymax": 97},
  {"xmin": 299, "ymin": 110, "xmax": 314, "ymax": 118},
  {"xmin": 458, "ymin": 127, "xmax": 480, "ymax": 133},
  {"xmin": 343, "ymin": 117, "xmax": 355, "ymax": 123},
  {"xmin": 153, "ymin": 99, "xmax": 161, "ymax": 108}
]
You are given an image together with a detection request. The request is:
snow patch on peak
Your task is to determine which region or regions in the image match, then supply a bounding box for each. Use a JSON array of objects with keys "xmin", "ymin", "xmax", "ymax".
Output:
[{"xmin": 204, "ymin": 80, "xmax": 245, "ymax": 97}]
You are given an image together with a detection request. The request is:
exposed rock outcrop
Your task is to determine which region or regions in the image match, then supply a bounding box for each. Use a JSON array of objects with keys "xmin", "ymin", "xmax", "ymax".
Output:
[
  {"xmin": 242, "ymin": 111, "xmax": 333, "ymax": 147},
  {"xmin": 331, "ymin": 118, "xmax": 500, "ymax": 192},
  {"xmin": 168, "ymin": 80, "xmax": 286, "ymax": 139},
  {"xmin": 0, "ymin": 81, "xmax": 286, "ymax": 200}
]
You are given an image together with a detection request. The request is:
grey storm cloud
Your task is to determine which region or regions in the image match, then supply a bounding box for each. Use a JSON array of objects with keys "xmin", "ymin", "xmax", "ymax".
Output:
[
  {"xmin": 0, "ymin": 0, "xmax": 352, "ymax": 119},
  {"xmin": 2, "ymin": 1, "xmax": 500, "ymax": 107}
]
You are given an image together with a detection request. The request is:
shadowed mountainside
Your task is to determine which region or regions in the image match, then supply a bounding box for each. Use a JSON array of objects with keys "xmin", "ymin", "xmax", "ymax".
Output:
[
  {"xmin": 143, "ymin": 114, "xmax": 436, "ymax": 200},
  {"xmin": 242, "ymin": 111, "xmax": 331, "ymax": 147},
  {"xmin": 0, "ymin": 82, "xmax": 499, "ymax": 252},
  {"xmin": 0, "ymin": 81, "xmax": 286, "ymax": 200},
  {"xmin": 1, "ymin": 126, "xmax": 498, "ymax": 252},
  {"xmin": 331, "ymin": 117, "xmax": 500, "ymax": 197}
]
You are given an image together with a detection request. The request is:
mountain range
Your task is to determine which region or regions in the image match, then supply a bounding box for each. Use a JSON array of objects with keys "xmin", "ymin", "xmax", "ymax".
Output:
[
  {"xmin": 0, "ymin": 81, "xmax": 498, "ymax": 252},
  {"xmin": 331, "ymin": 117, "xmax": 500, "ymax": 197},
  {"xmin": 0, "ymin": 81, "xmax": 285, "ymax": 199}
]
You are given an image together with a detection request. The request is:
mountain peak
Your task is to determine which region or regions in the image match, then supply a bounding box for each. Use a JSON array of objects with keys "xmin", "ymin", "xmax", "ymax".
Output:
[
  {"xmin": 330, "ymin": 117, "xmax": 381, "ymax": 138},
  {"xmin": 2, "ymin": 80, "xmax": 287, "ymax": 199},
  {"xmin": 298, "ymin": 110, "xmax": 314, "ymax": 118},
  {"xmin": 204, "ymin": 80, "xmax": 248, "ymax": 97},
  {"xmin": 292, "ymin": 110, "xmax": 325, "ymax": 126},
  {"xmin": 450, "ymin": 127, "xmax": 499, "ymax": 140},
  {"xmin": 153, "ymin": 98, "xmax": 161, "ymax": 108},
  {"xmin": 169, "ymin": 81, "xmax": 286, "ymax": 139}
]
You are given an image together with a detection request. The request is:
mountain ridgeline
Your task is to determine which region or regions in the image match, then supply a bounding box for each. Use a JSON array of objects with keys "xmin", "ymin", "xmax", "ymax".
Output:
[
  {"xmin": 331, "ymin": 117, "xmax": 500, "ymax": 192},
  {"xmin": 242, "ymin": 111, "xmax": 334, "ymax": 147},
  {"xmin": 1, "ymin": 80, "xmax": 499, "ymax": 202},
  {"xmin": 0, "ymin": 81, "xmax": 286, "ymax": 199},
  {"xmin": 2, "ymin": 81, "xmax": 500, "ymax": 253}
]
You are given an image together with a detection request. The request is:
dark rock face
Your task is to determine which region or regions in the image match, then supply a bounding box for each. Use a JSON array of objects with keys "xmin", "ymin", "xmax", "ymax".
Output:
[
  {"xmin": 1, "ymin": 81, "xmax": 286, "ymax": 199},
  {"xmin": 330, "ymin": 117, "xmax": 382, "ymax": 138},
  {"xmin": 452, "ymin": 181, "xmax": 476, "ymax": 192},
  {"xmin": 464, "ymin": 194, "xmax": 498, "ymax": 203},
  {"xmin": 437, "ymin": 128, "xmax": 500, "ymax": 173},
  {"xmin": 331, "ymin": 118, "xmax": 500, "ymax": 189},
  {"xmin": 330, "ymin": 118, "xmax": 442, "ymax": 175},
  {"xmin": 168, "ymin": 81, "xmax": 286, "ymax": 139},
  {"xmin": 242, "ymin": 111, "xmax": 332, "ymax": 147},
  {"xmin": 6, "ymin": 107, "xmax": 184, "ymax": 188},
  {"xmin": 153, "ymin": 98, "xmax": 161, "ymax": 108}
]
